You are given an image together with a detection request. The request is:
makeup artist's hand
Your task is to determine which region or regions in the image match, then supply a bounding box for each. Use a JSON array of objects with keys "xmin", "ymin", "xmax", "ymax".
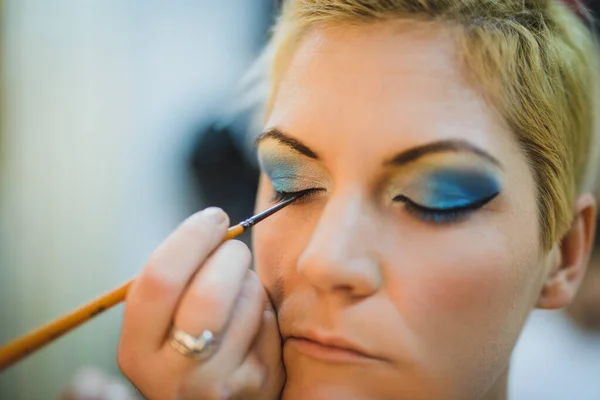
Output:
[{"xmin": 117, "ymin": 208, "xmax": 285, "ymax": 400}]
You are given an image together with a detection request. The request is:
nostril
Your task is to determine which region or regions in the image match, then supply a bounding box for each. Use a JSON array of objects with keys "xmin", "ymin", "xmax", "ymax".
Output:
[{"xmin": 333, "ymin": 283, "xmax": 375, "ymax": 302}]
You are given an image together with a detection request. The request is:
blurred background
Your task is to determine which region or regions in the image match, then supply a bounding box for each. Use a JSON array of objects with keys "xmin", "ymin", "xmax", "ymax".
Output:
[
  {"xmin": 0, "ymin": 0, "xmax": 277, "ymax": 398},
  {"xmin": 0, "ymin": 1, "xmax": 598, "ymax": 399}
]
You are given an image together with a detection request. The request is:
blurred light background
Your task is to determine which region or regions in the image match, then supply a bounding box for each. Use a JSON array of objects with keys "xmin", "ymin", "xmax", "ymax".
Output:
[
  {"xmin": 0, "ymin": 1, "xmax": 599, "ymax": 400},
  {"xmin": 0, "ymin": 1, "xmax": 274, "ymax": 398}
]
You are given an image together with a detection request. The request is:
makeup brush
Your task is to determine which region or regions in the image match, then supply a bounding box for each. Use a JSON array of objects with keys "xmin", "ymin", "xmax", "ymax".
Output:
[{"xmin": 0, "ymin": 191, "xmax": 308, "ymax": 370}]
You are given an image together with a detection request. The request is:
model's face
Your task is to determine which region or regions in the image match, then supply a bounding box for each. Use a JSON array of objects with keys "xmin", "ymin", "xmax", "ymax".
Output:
[{"xmin": 253, "ymin": 22, "xmax": 550, "ymax": 400}]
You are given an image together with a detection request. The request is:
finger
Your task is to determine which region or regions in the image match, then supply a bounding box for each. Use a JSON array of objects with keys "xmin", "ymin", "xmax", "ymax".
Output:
[
  {"xmin": 165, "ymin": 270, "xmax": 266, "ymax": 368},
  {"xmin": 172, "ymin": 239, "xmax": 251, "ymax": 337},
  {"xmin": 177, "ymin": 351, "xmax": 267, "ymax": 400},
  {"xmin": 253, "ymin": 296, "xmax": 284, "ymax": 382},
  {"xmin": 224, "ymin": 352, "xmax": 267, "ymax": 400},
  {"xmin": 205, "ymin": 271, "xmax": 267, "ymax": 369},
  {"xmin": 121, "ymin": 208, "xmax": 229, "ymax": 355},
  {"xmin": 175, "ymin": 352, "xmax": 264, "ymax": 400},
  {"xmin": 213, "ymin": 303, "xmax": 285, "ymax": 400}
]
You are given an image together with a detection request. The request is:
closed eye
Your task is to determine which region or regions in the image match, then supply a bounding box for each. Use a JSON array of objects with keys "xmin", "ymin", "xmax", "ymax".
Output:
[
  {"xmin": 272, "ymin": 188, "xmax": 325, "ymax": 204},
  {"xmin": 394, "ymin": 192, "xmax": 499, "ymax": 224}
]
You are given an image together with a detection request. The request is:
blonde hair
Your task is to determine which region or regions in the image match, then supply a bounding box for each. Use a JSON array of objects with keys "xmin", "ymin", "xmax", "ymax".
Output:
[{"xmin": 249, "ymin": 0, "xmax": 599, "ymax": 250}]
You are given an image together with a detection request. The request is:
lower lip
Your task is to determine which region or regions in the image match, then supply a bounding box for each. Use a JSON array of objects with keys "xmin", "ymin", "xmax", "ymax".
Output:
[{"xmin": 286, "ymin": 337, "xmax": 375, "ymax": 363}]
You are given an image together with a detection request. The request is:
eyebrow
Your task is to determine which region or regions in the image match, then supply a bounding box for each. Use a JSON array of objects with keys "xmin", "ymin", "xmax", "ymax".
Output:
[
  {"xmin": 384, "ymin": 140, "xmax": 502, "ymax": 168},
  {"xmin": 255, "ymin": 128, "xmax": 319, "ymax": 159},
  {"xmin": 255, "ymin": 127, "xmax": 501, "ymax": 168}
]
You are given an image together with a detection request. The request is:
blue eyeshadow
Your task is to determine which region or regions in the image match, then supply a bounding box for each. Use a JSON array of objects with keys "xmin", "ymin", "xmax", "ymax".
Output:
[
  {"xmin": 259, "ymin": 157, "xmax": 303, "ymax": 193},
  {"xmin": 261, "ymin": 159, "xmax": 298, "ymax": 180},
  {"xmin": 411, "ymin": 169, "xmax": 501, "ymax": 209}
]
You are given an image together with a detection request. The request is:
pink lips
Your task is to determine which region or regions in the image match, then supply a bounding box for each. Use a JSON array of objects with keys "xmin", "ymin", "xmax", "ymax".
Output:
[{"xmin": 285, "ymin": 332, "xmax": 382, "ymax": 363}]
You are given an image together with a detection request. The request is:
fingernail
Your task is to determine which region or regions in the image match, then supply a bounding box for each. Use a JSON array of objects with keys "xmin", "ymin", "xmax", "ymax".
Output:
[{"xmin": 203, "ymin": 207, "xmax": 227, "ymax": 225}]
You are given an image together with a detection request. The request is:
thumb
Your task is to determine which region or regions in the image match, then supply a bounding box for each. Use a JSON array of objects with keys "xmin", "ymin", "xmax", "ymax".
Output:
[{"xmin": 254, "ymin": 291, "xmax": 286, "ymax": 397}]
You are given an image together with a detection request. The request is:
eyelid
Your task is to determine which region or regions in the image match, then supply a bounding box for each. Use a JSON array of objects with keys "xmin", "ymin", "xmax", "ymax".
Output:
[
  {"xmin": 395, "ymin": 192, "xmax": 499, "ymax": 212},
  {"xmin": 396, "ymin": 191, "xmax": 500, "ymax": 225},
  {"xmin": 257, "ymin": 154, "xmax": 321, "ymax": 178},
  {"xmin": 266, "ymin": 173, "xmax": 330, "ymax": 197},
  {"xmin": 386, "ymin": 167, "xmax": 502, "ymax": 212},
  {"xmin": 269, "ymin": 176, "xmax": 326, "ymax": 186}
]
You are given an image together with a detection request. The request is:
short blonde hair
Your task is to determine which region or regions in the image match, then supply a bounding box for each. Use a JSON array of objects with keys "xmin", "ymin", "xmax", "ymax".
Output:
[{"xmin": 254, "ymin": 0, "xmax": 599, "ymax": 250}]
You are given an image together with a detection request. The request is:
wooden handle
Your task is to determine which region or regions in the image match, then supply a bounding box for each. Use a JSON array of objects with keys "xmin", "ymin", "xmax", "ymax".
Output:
[
  {"xmin": 0, "ymin": 224, "xmax": 246, "ymax": 370},
  {"xmin": 0, "ymin": 281, "xmax": 132, "ymax": 370}
]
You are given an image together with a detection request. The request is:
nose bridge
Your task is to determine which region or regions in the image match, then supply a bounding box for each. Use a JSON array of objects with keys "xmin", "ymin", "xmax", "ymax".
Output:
[
  {"xmin": 297, "ymin": 192, "xmax": 382, "ymax": 297},
  {"xmin": 319, "ymin": 194, "xmax": 369, "ymax": 254}
]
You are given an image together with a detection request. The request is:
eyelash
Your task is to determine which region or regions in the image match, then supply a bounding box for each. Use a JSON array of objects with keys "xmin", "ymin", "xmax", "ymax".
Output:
[
  {"xmin": 272, "ymin": 189, "xmax": 499, "ymax": 224},
  {"xmin": 272, "ymin": 188, "xmax": 323, "ymax": 204},
  {"xmin": 394, "ymin": 193, "xmax": 499, "ymax": 224}
]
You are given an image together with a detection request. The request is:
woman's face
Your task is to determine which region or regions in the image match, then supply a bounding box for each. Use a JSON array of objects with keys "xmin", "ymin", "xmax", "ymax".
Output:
[{"xmin": 253, "ymin": 22, "xmax": 551, "ymax": 400}]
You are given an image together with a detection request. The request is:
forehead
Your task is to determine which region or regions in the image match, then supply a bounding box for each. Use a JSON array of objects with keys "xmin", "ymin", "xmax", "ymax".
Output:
[{"xmin": 267, "ymin": 21, "xmax": 516, "ymax": 163}]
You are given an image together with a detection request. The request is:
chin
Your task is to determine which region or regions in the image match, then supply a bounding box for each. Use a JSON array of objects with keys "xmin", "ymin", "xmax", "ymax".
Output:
[
  {"xmin": 280, "ymin": 355, "xmax": 492, "ymax": 400},
  {"xmin": 281, "ymin": 382, "xmax": 365, "ymax": 400},
  {"xmin": 281, "ymin": 379, "xmax": 437, "ymax": 400},
  {"xmin": 281, "ymin": 354, "xmax": 421, "ymax": 400},
  {"xmin": 280, "ymin": 356, "xmax": 376, "ymax": 400}
]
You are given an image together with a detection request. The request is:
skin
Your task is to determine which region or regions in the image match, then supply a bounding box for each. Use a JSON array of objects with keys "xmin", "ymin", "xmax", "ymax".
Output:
[{"xmin": 117, "ymin": 21, "xmax": 596, "ymax": 400}]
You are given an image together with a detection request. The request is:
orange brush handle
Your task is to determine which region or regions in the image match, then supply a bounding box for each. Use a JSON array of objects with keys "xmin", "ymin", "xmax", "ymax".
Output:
[{"xmin": 0, "ymin": 224, "xmax": 245, "ymax": 370}]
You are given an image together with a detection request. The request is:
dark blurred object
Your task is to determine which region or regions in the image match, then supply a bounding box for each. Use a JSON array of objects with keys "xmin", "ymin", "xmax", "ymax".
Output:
[
  {"xmin": 187, "ymin": 2, "xmax": 277, "ymax": 232},
  {"xmin": 189, "ymin": 119, "xmax": 260, "ymax": 227},
  {"xmin": 589, "ymin": 0, "xmax": 599, "ymax": 30}
]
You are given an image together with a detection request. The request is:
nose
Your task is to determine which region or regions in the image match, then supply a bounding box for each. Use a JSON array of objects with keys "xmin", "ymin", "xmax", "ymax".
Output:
[{"xmin": 296, "ymin": 194, "xmax": 383, "ymax": 299}]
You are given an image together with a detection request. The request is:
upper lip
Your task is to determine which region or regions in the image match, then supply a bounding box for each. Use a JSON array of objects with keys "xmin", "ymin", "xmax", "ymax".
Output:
[{"xmin": 286, "ymin": 330, "xmax": 385, "ymax": 361}]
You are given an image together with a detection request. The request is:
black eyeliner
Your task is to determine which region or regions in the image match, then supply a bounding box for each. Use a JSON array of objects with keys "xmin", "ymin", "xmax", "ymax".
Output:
[{"xmin": 395, "ymin": 192, "xmax": 499, "ymax": 213}]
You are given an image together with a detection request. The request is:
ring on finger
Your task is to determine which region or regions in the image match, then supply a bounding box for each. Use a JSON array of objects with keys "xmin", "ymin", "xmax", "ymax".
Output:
[{"xmin": 169, "ymin": 327, "xmax": 218, "ymax": 361}]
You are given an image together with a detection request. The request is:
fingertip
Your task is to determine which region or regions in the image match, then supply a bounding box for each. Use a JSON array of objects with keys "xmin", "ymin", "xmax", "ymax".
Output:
[
  {"xmin": 242, "ymin": 270, "xmax": 267, "ymax": 305},
  {"xmin": 224, "ymin": 239, "xmax": 252, "ymax": 263},
  {"xmin": 183, "ymin": 207, "xmax": 229, "ymax": 234},
  {"xmin": 202, "ymin": 207, "xmax": 229, "ymax": 227}
]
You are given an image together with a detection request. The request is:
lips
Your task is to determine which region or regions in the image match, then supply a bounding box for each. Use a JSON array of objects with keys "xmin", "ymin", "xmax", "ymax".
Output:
[{"xmin": 284, "ymin": 330, "xmax": 385, "ymax": 363}]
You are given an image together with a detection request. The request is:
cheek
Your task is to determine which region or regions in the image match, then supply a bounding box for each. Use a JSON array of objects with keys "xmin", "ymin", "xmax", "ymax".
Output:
[
  {"xmin": 252, "ymin": 176, "xmax": 310, "ymax": 304},
  {"xmin": 253, "ymin": 178, "xmax": 282, "ymax": 296},
  {"xmin": 387, "ymin": 160, "xmax": 543, "ymax": 365},
  {"xmin": 396, "ymin": 242, "xmax": 511, "ymax": 334},
  {"xmin": 405, "ymin": 241, "xmax": 519, "ymax": 315},
  {"xmin": 383, "ymin": 214, "xmax": 543, "ymax": 385}
]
